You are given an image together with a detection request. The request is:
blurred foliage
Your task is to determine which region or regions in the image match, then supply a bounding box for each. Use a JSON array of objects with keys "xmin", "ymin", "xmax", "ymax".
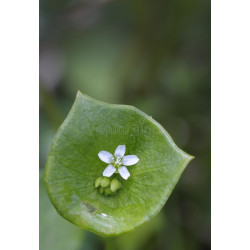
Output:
[{"xmin": 40, "ymin": 0, "xmax": 210, "ymax": 249}]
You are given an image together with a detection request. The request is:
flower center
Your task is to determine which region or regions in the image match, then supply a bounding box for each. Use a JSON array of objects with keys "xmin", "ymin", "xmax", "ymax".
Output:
[{"xmin": 114, "ymin": 156, "xmax": 122, "ymax": 167}]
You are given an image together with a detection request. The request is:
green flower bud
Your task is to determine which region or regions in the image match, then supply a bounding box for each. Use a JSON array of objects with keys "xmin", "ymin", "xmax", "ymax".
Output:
[
  {"xmin": 95, "ymin": 176, "xmax": 102, "ymax": 188},
  {"xmin": 104, "ymin": 187, "xmax": 113, "ymax": 196},
  {"xmin": 100, "ymin": 177, "xmax": 110, "ymax": 188},
  {"xmin": 99, "ymin": 187, "xmax": 104, "ymax": 194},
  {"xmin": 110, "ymin": 178, "xmax": 122, "ymax": 192}
]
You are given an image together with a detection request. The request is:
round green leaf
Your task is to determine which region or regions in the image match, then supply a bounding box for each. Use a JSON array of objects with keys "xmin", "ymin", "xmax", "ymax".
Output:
[{"xmin": 45, "ymin": 91, "xmax": 193, "ymax": 236}]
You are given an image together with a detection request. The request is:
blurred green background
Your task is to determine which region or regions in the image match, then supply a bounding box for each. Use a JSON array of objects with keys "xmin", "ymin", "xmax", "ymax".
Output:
[{"xmin": 39, "ymin": 0, "xmax": 210, "ymax": 249}]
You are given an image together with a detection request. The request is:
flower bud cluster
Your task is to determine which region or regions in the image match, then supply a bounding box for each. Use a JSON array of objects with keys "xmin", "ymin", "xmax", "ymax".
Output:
[{"xmin": 94, "ymin": 176, "xmax": 122, "ymax": 196}]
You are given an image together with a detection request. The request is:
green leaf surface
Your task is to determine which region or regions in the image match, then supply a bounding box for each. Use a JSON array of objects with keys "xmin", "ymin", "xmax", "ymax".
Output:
[
  {"xmin": 39, "ymin": 172, "xmax": 85, "ymax": 250},
  {"xmin": 45, "ymin": 91, "xmax": 193, "ymax": 236}
]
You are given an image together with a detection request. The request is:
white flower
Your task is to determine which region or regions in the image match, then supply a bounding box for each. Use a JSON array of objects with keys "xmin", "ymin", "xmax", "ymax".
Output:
[{"xmin": 98, "ymin": 145, "xmax": 139, "ymax": 180}]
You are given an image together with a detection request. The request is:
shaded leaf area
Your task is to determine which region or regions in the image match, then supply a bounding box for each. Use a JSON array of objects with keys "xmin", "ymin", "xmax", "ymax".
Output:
[
  {"xmin": 45, "ymin": 93, "xmax": 193, "ymax": 236},
  {"xmin": 106, "ymin": 212, "xmax": 164, "ymax": 250},
  {"xmin": 39, "ymin": 172, "xmax": 85, "ymax": 250}
]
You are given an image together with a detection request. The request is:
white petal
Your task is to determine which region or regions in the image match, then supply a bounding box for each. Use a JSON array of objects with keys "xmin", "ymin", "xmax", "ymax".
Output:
[
  {"xmin": 118, "ymin": 166, "xmax": 130, "ymax": 180},
  {"xmin": 103, "ymin": 165, "xmax": 116, "ymax": 177},
  {"xmin": 122, "ymin": 155, "xmax": 139, "ymax": 166},
  {"xmin": 98, "ymin": 151, "xmax": 114, "ymax": 164},
  {"xmin": 114, "ymin": 145, "xmax": 126, "ymax": 158}
]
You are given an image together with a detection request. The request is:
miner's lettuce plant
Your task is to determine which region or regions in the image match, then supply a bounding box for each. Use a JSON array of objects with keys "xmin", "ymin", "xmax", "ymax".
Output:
[{"xmin": 45, "ymin": 91, "xmax": 193, "ymax": 236}]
